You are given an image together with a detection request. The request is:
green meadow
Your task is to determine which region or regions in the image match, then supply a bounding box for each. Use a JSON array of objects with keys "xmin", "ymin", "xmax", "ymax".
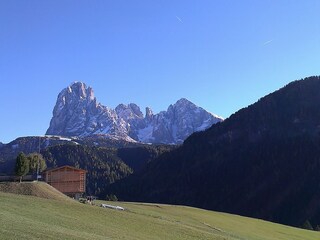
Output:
[{"xmin": 0, "ymin": 186, "xmax": 318, "ymax": 240}]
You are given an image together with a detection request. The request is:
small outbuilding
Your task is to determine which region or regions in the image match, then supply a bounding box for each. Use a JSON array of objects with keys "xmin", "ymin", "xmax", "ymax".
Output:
[{"xmin": 43, "ymin": 165, "xmax": 86, "ymax": 199}]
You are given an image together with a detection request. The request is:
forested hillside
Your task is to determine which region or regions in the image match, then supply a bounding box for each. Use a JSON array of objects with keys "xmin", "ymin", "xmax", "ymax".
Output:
[
  {"xmin": 42, "ymin": 144, "xmax": 173, "ymax": 197},
  {"xmin": 106, "ymin": 76, "xmax": 320, "ymax": 229}
]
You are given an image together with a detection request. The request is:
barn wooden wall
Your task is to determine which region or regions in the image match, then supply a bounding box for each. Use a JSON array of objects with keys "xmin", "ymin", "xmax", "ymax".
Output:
[{"xmin": 45, "ymin": 167, "xmax": 86, "ymax": 194}]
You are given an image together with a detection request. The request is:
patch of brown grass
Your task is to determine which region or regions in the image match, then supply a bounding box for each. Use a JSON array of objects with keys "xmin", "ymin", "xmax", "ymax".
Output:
[{"xmin": 0, "ymin": 182, "xmax": 72, "ymax": 201}]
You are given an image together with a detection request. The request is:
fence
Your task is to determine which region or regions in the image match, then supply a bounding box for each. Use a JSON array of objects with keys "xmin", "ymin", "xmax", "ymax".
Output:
[{"xmin": 0, "ymin": 175, "xmax": 35, "ymax": 182}]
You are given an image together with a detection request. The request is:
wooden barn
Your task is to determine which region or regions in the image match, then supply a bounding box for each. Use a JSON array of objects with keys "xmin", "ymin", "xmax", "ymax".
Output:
[{"xmin": 43, "ymin": 166, "xmax": 86, "ymax": 199}]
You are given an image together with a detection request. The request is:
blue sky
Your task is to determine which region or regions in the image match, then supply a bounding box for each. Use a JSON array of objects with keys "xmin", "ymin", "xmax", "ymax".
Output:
[{"xmin": 1, "ymin": 1, "xmax": 320, "ymax": 143}]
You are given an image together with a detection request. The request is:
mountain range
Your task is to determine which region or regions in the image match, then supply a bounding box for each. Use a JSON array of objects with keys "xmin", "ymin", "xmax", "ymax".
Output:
[
  {"xmin": 46, "ymin": 82, "xmax": 223, "ymax": 144},
  {"xmin": 107, "ymin": 76, "xmax": 320, "ymax": 228}
]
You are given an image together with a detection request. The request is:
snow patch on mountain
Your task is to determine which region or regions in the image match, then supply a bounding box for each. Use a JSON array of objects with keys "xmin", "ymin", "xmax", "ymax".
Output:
[{"xmin": 138, "ymin": 124, "xmax": 154, "ymax": 143}]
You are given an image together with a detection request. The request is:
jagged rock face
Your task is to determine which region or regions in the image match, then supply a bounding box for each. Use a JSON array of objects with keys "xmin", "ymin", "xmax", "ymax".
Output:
[
  {"xmin": 145, "ymin": 107, "xmax": 153, "ymax": 121},
  {"xmin": 115, "ymin": 103, "xmax": 144, "ymax": 121},
  {"xmin": 138, "ymin": 98, "xmax": 222, "ymax": 144},
  {"xmin": 46, "ymin": 82, "xmax": 223, "ymax": 144},
  {"xmin": 46, "ymin": 82, "xmax": 131, "ymax": 141},
  {"xmin": 48, "ymin": 82, "xmax": 95, "ymax": 135}
]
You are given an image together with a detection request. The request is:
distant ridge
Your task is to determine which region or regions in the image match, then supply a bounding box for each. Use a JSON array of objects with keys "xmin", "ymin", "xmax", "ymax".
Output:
[{"xmin": 46, "ymin": 82, "xmax": 223, "ymax": 144}]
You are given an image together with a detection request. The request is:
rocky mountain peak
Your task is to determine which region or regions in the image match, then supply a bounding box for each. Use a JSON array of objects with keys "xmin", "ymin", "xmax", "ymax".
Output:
[
  {"xmin": 167, "ymin": 98, "xmax": 199, "ymax": 114},
  {"xmin": 47, "ymin": 83, "xmax": 223, "ymax": 144},
  {"xmin": 65, "ymin": 82, "xmax": 95, "ymax": 101},
  {"xmin": 116, "ymin": 103, "xmax": 143, "ymax": 121},
  {"xmin": 47, "ymin": 82, "xmax": 112, "ymax": 137},
  {"xmin": 145, "ymin": 107, "xmax": 153, "ymax": 120},
  {"xmin": 174, "ymin": 98, "xmax": 194, "ymax": 106}
]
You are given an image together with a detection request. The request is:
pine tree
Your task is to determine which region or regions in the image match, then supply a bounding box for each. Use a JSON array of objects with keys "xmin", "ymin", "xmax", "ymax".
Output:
[
  {"xmin": 27, "ymin": 153, "xmax": 47, "ymax": 174},
  {"xmin": 106, "ymin": 194, "xmax": 118, "ymax": 201},
  {"xmin": 15, "ymin": 152, "xmax": 29, "ymax": 182},
  {"xmin": 302, "ymin": 220, "xmax": 314, "ymax": 230}
]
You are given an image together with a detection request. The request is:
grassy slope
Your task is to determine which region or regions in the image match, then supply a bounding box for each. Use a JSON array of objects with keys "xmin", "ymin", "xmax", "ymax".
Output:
[
  {"xmin": 0, "ymin": 182, "xmax": 72, "ymax": 201},
  {"xmin": 0, "ymin": 191, "xmax": 319, "ymax": 240}
]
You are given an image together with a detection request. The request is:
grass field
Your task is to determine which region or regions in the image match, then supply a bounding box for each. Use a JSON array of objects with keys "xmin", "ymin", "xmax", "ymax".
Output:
[{"xmin": 0, "ymin": 184, "xmax": 319, "ymax": 239}]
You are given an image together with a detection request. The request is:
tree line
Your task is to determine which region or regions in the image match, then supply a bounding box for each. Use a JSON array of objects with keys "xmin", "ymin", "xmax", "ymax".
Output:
[{"xmin": 15, "ymin": 152, "xmax": 47, "ymax": 182}]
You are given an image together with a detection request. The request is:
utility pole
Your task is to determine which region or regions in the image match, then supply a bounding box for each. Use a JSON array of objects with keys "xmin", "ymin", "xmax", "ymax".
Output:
[{"xmin": 36, "ymin": 137, "xmax": 40, "ymax": 181}]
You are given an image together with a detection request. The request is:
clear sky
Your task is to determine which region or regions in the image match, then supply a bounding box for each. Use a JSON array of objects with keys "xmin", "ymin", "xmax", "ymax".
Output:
[{"xmin": 1, "ymin": 0, "xmax": 320, "ymax": 143}]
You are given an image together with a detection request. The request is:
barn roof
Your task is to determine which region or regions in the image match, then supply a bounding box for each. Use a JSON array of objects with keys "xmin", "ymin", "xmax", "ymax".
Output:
[{"xmin": 43, "ymin": 165, "xmax": 87, "ymax": 173}]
